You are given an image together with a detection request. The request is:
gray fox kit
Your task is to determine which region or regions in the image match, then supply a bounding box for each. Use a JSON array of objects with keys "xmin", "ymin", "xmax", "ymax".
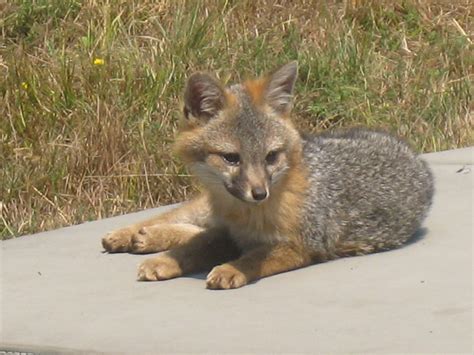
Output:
[{"xmin": 102, "ymin": 62, "xmax": 434, "ymax": 289}]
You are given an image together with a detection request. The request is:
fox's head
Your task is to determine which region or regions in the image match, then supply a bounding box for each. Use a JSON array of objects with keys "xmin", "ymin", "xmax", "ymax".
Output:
[{"xmin": 175, "ymin": 62, "xmax": 303, "ymax": 204}]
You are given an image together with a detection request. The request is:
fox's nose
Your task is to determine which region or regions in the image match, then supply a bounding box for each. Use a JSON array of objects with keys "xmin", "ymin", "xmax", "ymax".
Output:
[{"xmin": 251, "ymin": 187, "xmax": 268, "ymax": 201}]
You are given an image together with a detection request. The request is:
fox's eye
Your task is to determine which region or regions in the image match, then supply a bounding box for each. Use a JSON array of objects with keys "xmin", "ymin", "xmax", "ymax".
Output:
[
  {"xmin": 222, "ymin": 153, "xmax": 240, "ymax": 165},
  {"xmin": 265, "ymin": 150, "xmax": 279, "ymax": 165}
]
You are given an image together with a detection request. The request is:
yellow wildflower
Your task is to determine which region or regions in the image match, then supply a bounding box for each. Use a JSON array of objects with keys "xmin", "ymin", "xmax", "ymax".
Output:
[
  {"xmin": 21, "ymin": 82, "xmax": 28, "ymax": 90},
  {"xmin": 93, "ymin": 58, "xmax": 105, "ymax": 66}
]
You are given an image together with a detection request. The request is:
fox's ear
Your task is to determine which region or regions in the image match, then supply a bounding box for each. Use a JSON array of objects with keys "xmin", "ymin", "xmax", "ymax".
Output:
[
  {"xmin": 265, "ymin": 61, "xmax": 298, "ymax": 114},
  {"xmin": 184, "ymin": 73, "xmax": 226, "ymax": 122}
]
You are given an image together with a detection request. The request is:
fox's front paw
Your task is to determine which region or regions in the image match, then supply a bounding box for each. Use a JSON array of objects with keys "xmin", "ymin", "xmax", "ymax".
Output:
[
  {"xmin": 206, "ymin": 264, "xmax": 248, "ymax": 290},
  {"xmin": 102, "ymin": 228, "xmax": 135, "ymax": 252},
  {"xmin": 129, "ymin": 227, "xmax": 164, "ymax": 254},
  {"xmin": 137, "ymin": 255, "xmax": 182, "ymax": 281}
]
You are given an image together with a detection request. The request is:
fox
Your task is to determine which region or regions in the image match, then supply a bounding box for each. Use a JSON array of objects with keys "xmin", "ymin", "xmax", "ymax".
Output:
[{"xmin": 102, "ymin": 61, "xmax": 434, "ymax": 289}]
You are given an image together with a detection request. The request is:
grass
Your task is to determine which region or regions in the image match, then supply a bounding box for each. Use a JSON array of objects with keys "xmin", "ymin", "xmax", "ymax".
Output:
[{"xmin": 1, "ymin": 0, "xmax": 472, "ymax": 239}]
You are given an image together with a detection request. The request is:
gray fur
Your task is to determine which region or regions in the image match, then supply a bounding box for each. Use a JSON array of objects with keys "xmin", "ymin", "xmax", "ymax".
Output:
[{"xmin": 299, "ymin": 128, "xmax": 434, "ymax": 259}]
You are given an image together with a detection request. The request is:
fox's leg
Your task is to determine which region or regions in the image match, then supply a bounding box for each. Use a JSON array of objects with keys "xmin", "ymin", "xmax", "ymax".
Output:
[
  {"xmin": 137, "ymin": 228, "xmax": 240, "ymax": 281},
  {"xmin": 102, "ymin": 195, "xmax": 211, "ymax": 253},
  {"xmin": 206, "ymin": 242, "xmax": 313, "ymax": 290},
  {"xmin": 104, "ymin": 223, "xmax": 209, "ymax": 254}
]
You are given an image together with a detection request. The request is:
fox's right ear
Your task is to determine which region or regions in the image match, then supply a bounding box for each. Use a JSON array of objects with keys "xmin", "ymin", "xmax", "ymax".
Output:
[
  {"xmin": 265, "ymin": 61, "xmax": 298, "ymax": 115},
  {"xmin": 183, "ymin": 73, "xmax": 226, "ymax": 123}
]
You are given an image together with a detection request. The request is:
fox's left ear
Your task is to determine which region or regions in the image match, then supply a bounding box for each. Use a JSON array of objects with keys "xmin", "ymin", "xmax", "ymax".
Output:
[
  {"xmin": 265, "ymin": 61, "xmax": 298, "ymax": 114},
  {"xmin": 183, "ymin": 72, "xmax": 226, "ymax": 123}
]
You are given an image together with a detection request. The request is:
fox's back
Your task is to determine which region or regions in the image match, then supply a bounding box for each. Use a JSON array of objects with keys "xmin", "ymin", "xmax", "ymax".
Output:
[{"xmin": 299, "ymin": 128, "xmax": 434, "ymax": 258}]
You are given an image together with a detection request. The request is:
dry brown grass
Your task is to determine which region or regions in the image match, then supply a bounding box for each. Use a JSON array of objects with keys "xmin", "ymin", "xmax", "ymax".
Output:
[{"xmin": 1, "ymin": 0, "xmax": 472, "ymax": 238}]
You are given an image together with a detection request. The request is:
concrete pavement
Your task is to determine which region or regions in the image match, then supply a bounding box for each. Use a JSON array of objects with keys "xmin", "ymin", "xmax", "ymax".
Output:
[{"xmin": 1, "ymin": 147, "xmax": 472, "ymax": 354}]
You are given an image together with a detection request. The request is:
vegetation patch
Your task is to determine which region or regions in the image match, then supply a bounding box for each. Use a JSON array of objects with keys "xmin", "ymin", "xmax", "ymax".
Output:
[{"xmin": 1, "ymin": 0, "xmax": 472, "ymax": 238}]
